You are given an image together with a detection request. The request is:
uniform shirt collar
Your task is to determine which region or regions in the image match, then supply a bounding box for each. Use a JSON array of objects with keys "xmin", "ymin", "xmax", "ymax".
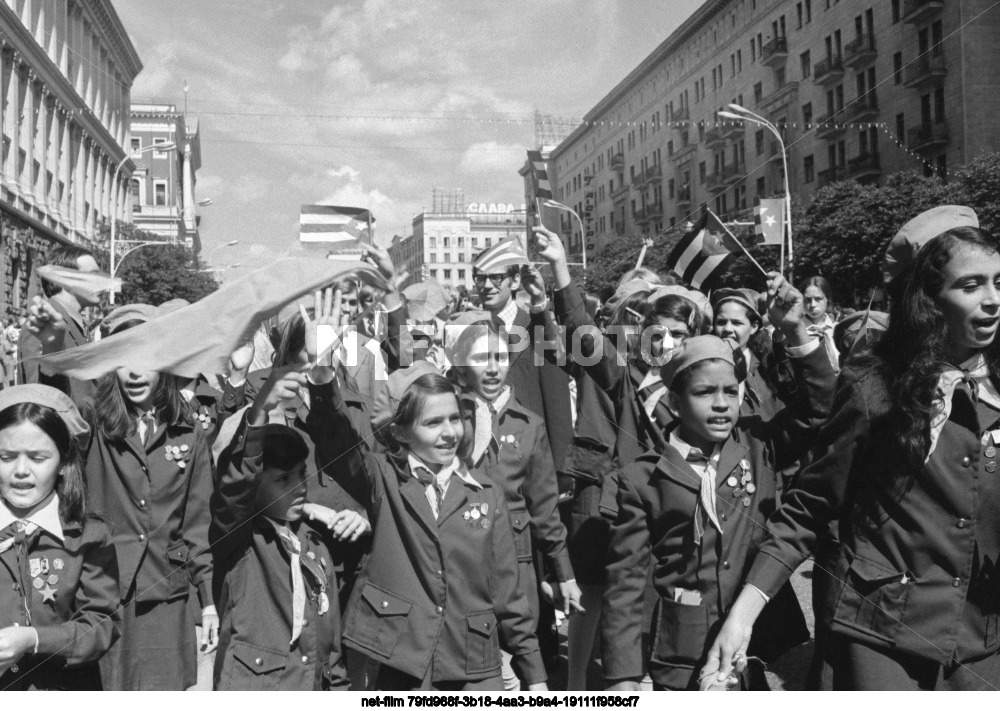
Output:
[
  {"xmin": 407, "ymin": 453, "xmax": 482, "ymax": 490},
  {"xmin": 668, "ymin": 430, "xmax": 721, "ymax": 464},
  {"xmin": 496, "ymin": 300, "xmax": 519, "ymax": 331},
  {"xmin": 0, "ymin": 494, "xmax": 64, "ymax": 543}
]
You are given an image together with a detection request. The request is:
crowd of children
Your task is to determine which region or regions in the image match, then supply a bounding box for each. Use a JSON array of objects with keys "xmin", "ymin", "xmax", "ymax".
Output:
[{"xmin": 0, "ymin": 204, "xmax": 998, "ymax": 692}]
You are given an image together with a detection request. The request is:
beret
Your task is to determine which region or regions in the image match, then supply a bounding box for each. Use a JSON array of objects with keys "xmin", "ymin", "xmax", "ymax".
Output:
[
  {"xmin": 711, "ymin": 288, "xmax": 762, "ymax": 322},
  {"xmin": 648, "ymin": 285, "xmax": 710, "ymax": 315},
  {"xmin": 661, "ymin": 335, "xmax": 736, "ymax": 389},
  {"xmin": 0, "ymin": 384, "xmax": 90, "ymax": 452},
  {"xmin": 883, "ymin": 205, "xmax": 979, "ymax": 283},
  {"xmin": 102, "ymin": 303, "xmax": 157, "ymax": 334},
  {"xmin": 833, "ymin": 309, "xmax": 889, "ymax": 349},
  {"xmin": 370, "ymin": 360, "xmax": 443, "ymax": 433},
  {"xmin": 601, "ymin": 279, "xmax": 652, "ymax": 321}
]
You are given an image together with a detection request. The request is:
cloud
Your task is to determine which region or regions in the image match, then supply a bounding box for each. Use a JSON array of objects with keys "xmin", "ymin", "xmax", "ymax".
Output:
[{"xmin": 459, "ymin": 142, "xmax": 526, "ymax": 176}]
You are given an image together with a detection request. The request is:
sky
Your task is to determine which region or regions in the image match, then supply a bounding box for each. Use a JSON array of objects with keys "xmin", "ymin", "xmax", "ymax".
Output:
[{"xmin": 115, "ymin": 0, "xmax": 704, "ymax": 271}]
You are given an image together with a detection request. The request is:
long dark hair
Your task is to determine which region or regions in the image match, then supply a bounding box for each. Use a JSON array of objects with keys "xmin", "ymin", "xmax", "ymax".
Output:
[
  {"xmin": 869, "ymin": 226, "xmax": 1000, "ymax": 474},
  {"xmin": 383, "ymin": 373, "xmax": 473, "ymax": 464},
  {"xmin": 94, "ymin": 371, "xmax": 187, "ymax": 442},
  {"xmin": 0, "ymin": 403, "xmax": 87, "ymax": 525}
]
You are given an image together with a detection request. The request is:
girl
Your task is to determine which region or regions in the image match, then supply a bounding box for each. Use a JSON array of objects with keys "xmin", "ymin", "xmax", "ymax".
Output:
[
  {"xmin": 603, "ymin": 271, "xmax": 834, "ymax": 690},
  {"xmin": 0, "ymin": 385, "xmax": 119, "ymax": 690},
  {"xmin": 706, "ymin": 211, "xmax": 1000, "ymax": 690},
  {"xmin": 310, "ymin": 356, "xmax": 547, "ymax": 690},
  {"xmin": 447, "ymin": 320, "xmax": 582, "ymax": 689},
  {"xmin": 798, "ymin": 275, "xmax": 840, "ymax": 371},
  {"xmin": 26, "ymin": 301, "xmax": 217, "ymax": 690}
]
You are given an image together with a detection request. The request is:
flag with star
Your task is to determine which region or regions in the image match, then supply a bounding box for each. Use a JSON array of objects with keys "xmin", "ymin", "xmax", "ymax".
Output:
[
  {"xmin": 666, "ymin": 210, "xmax": 743, "ymax": 292},
  {"xmin": 527, "ymin": 150, "xmax": 553, "ymax": 200},
  {"xmin": 754, "ymin": 197, "xmax": 784, "ymax": 246}
]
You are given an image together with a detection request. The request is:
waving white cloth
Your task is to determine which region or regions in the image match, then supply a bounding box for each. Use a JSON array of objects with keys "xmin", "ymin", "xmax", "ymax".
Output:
[{"xmin": 927, "ymin": 353, "xmax": 1000, "ymax": 462}]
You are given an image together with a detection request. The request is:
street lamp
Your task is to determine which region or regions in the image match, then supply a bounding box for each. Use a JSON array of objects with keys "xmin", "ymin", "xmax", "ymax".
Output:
[
  {"xmin": 110, "ymin": 141, "xmax": 177, "ymax": 304},
  {"xmin": 719, "ymin": 104, "xmax": 794, "ymax": 280},
  {"xmin": 541, "ymin": 199, "xmax": 587, "ymax": 269},
  {"xmin": 196, "ymin": 198, "xmax": 214, "ymax": 207},
  {"xmin": 208, "ymin": 239, "xmax": 239, "ymax": 264}
]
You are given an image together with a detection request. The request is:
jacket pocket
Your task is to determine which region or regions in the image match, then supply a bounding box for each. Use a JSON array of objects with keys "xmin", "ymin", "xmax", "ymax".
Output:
[
  {"xmin": 832, "ymin": 554, "xmax": 913, "ymax": 645},
  {"xmin": 649, "ymin": 597, "xmax": 711, "ymax": 673},
  {"xmin": 509, "ymin": 506, "xmax": 533, "ymax": 562},
  {"xmin": 222, "ymin": 640, "xmax": 287, "ymax": 691},
  {"xmin": 346, "ymin": 582, "xmax": 412, "ymax": 659},
  {"xmin": 164, "ymin": 542, "xmax": 190, "ymax": 600},
  {"xmin": 465, "ymin": 610, "xmax": 501, "ymax": 675}
]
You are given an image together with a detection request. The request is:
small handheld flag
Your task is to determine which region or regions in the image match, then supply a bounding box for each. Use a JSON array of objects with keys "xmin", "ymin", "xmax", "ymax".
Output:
[
  {"xmin": 666, "ymin": 210, "xmax": 767, "ymax": 292},
  {"xmin": 754, "ymin": 198, "xmax": 785, "ymax": 246},
  {"xmin": 527, "ymin": 150, "xmax": 553, "ymax": 200},
  {"xmin": 299, "ymin": 205, "xmax": 374, "ymax": 246}
]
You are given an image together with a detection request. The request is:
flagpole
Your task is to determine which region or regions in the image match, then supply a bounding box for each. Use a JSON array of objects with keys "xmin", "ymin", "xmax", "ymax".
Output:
[
  {"xmin": 635, "ymin": 238, "xmax": 652, "ymax": 269},
  {"xmin": 708, "ymin": 209, "xmax": 769, "ymax": 281},
  {"xmin": 367, "ymin": 211, "xmax": 373, "ymax": 247}
]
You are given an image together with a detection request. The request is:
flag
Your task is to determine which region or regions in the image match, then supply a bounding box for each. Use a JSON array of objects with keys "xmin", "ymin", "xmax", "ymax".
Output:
[
  {"xmin": 754, "ymin": 198, "xmax": 785, "ymax": 246},
  {"xmin": 527, "ymin": 150, "xmax": 553, "ymax": 200},
  {"xmin": 666, "ymin": 210, "xmax": 742, "ymax": 292},
  {"xmin": 299, "ymin": 205, "xmax": 374, "ymax": 245},
  {"xmin": 473, "ymin": 237, "xmax": 529, "ymax": 273}
]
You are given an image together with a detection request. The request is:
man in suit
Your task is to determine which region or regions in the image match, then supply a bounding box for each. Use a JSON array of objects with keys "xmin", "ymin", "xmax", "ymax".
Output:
[{"xmin": 19, "ymin": 244, "xmax": 100, "ymax": 404}]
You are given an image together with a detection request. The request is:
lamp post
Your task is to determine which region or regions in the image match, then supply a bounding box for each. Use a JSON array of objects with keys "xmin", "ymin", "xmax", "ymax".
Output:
[
  {"xmin": 718, "ymin": 104, "xmax": 794, "ymax": 281},
  {"xmin": 208, "ymin": 239, "xmax": 238, "ymax": 265},
  {"xmin": 541, "ymin": 199, "xmax": 587, "ymax": 270},
  {"xmin": 110, "ymin": 141, "xmax": 177, "ymax": 304}
]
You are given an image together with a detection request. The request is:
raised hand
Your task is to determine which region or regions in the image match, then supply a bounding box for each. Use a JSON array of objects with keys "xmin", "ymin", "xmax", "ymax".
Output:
[
  {"xmin": 299, "ymin": 287, "xmax": 344, "ymax": 370},
  {"xmin": 25, "ymin": 296, "xmax": 67, "ymax": 354},
  {"xmin": 249, "ymin": 365, "xmax": 309, "ymax": 426},
  {"xmin": 765, "ymin": 272, "xmax": 809, "ymax": 346},
  {"xmin": 228, "ymin": 338, "xmax": 255, "ymax": 382},
  {"xmin": 361, "ymin": 243, "xmax": 396, "ymax": 282},
  {"xmin": 531, "ymin": 225, "xmax": 566, "ymax": 265},
  {"xmin": 519, "ymin": 264, "xmax": 547, "ymax": 303}
]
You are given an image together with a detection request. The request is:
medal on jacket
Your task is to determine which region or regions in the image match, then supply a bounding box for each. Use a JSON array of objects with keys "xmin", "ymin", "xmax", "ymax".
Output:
[
  {"xmin": 728, "ymin": 459, "xmax": 755, "ymax": 507},
  {"xmin": 192, "ymin": 406, "xmax": 212, "ymax": 431},
  {"xmin": 165, "ymin": 444, "xmax": 192, "ymax": 469},
  {"xmin": 300, "ymin": 556, "xmax": 328, "ymax": 616},
  {"xmin": 463, "ymin": 502, "xmax": 490, "ymax": 528}
]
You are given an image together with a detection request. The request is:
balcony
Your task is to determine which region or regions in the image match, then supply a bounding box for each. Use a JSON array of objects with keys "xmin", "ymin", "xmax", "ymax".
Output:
[
  {"xmin": 631, "ymin": 171, "xmax": 648, "ymax": 188},
  {"xmin": 904, "ymin": 52, "xmax": 947, "ymax": 88},
  {"xmin": 634, "ymin": 204, "xmax": 663, "ymax": 225},
  {"xmin": 611, "ymin": 183, "xmax": 630, "ymax": 204},
  {"xmin": 610, "ymin": 152, "xmax": 625, "ymax": 171},
  {"xmin": 762, "ymin": 36, "xmax": 788, "ymax": 67},
  {"xmin": 723, "ymin": 161, "xmax": 746, "ymax": 185},
  {"xmin": 676, "ymin": 186, "xmax": 692, "ymax": 208},
  {"xmin": 847, "ymin": 92, "xmax": 879, "ymax": 122},
  {"xmin": 670, "ymin": 141, "xmax": 698, "ymax": 162},
  {"xmin": 903, "ymin": 0, "xmax": 944, "ymax": 24},
  {"xmin": 907, "ymin": 122, "xmax": 950, "ymax": 152},
  {"xmin": 818, "ymin": 165, "xmax": 849, "ymax": 187},
  {"xmin": 848, "ymin": 152, "xmax": 882, "ymax": 181},
  {"xmin": 645, "ymin": 164, "xmax": 662, "ymax": 183},
  {"xmin": 814, "ymin": 56, "xmax": 845, "ymax": 85},
  {"xmin": 706, "ymin": 170, "xmax": 726, "ymax": 193},
  {"xmin": 814, "ymin": 114, "xmax": 847, "ymax": 139},
  {"xmin": 671, "ymin": 107, "xmax": 690, "ymax": 124},
  {"xmin": 844, "ymin": 34, "xmax": 878, "ymax": 68},
  {"xmin": 614, "ymin": 219, "xmax": 626, "ymax": 235},
  {"xmin": 721, "ymin": 121, "xmax": 745, "ymax": 139},
  {"xmin": 758, "ymin": 81, "xmax": 800, "ymax": 112},
  {"xmin": 705, "ymin": 128, "xmax": 726, "ymax": 148}
]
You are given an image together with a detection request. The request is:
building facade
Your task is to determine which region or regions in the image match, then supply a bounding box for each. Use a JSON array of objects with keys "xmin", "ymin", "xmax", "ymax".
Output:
[
  {"xmin": 549, "ymin": 0, "xmax": 1000, "ymax": 257},
  {"xmin": 0, "ymin": 0, "xmax": 140, "ymax": 318},
  {"xmin": 129, "ymin": 103, "xmax": 203, "ymax": 253},
  {"xmin": 386, "ymin": 232, "xmax": 424, "ymax": 291},
  {"xmin": 414, "ymin": 193, "xmax": 528, "ymax": 291}
]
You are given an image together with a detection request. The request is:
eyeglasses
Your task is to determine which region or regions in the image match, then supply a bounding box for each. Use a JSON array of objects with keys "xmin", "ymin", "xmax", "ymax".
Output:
[{"xmin": 472, "ymin": 271, "xmax": 513, "ymax": 288}]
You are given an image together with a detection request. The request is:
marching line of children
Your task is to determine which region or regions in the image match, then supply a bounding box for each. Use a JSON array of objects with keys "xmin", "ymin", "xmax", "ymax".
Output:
[{"xmin": 4, "ymin": 204, "xmax": 1000, "ymax": 692}]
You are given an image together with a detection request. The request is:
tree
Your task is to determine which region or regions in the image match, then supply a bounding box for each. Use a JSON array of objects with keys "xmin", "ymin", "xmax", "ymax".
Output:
[
  {"xmin": 953, "ymin": 151, "xmax": 1000, "ymax": 237},
  {"xmin": 95, "ymin": 222, "xmax": 218, "ymax": 305}
]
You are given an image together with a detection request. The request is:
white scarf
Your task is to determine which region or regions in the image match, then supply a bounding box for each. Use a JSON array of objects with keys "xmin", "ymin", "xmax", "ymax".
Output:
[{"xmin": 927, "ymin": 353, "xmax": 1000, "ymax": 462}]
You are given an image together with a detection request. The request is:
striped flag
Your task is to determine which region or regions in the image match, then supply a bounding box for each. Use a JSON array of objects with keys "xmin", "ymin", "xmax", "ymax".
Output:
[
  {"xmin": 299, "ymin": 205, "xmax": 374, "ymax": 245},
  {"xmin": 527, "ymin": 150, "xmax": 553, "ymax": 200},
  {"xmin": 666, "ymin": 210, "xmax": 742, "ymax": 292},
  {"xmin": 754, "ymin": 198, "xmax": 784, "ymax": 246}
]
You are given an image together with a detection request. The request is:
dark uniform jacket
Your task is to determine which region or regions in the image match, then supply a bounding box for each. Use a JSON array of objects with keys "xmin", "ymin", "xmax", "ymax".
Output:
[
  {"xmin": 465, "ymin": 391, "xmax": 573, "ymax": 581},
  {"xmin": 19, "ymin": 298, "xmax": 94, "ymax": 405},
  {"xmin": 210, "ymin": 418, "xmax": 350, "ymax": 691},
  {"xmin": 0, "ymin": 517, "xmax": 120, "ymax": 690},
  {"xmin": 750, "ymin": 366, "xmax": 1000, "ymax": 665},
  {"xmin": 601, "ymin": 344, "xmax": 835, "ymax": 689},
  {"xmin": 85, "ymin": 417, "xmax": 214, "ymax": 606},
  {"xmin": 310, "ymin": 377, "xmax": 546, "ymax": 685}
]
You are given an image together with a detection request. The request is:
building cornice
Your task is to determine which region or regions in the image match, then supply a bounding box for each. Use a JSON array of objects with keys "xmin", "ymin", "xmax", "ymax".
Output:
[
  {"xmin": 0, "ymin": 5, "xmax": 130, "ymax": 165},
  {"xmin": 74, "ymin": 0, "xmax": 143, "ymax": 80}
]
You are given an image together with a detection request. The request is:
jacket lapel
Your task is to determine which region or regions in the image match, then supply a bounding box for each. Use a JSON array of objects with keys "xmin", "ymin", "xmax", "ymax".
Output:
[
  {"xmin": 438, "ymin": 477, "xmax": 472, "ymax": 525},
  {"xmin": 395, "ymin": 466, "xmax": 440, "ymax": 539},
  {"xmin": 504, "ymin": 306, "xmax": 531, "ymax": 371},
  {"xmin": 716, "ymin": 437, "xmax": 749, "ymax": 490},
  {"xmin": 653, "ymin": 446, "xmax": 701, "ymax": 493}
]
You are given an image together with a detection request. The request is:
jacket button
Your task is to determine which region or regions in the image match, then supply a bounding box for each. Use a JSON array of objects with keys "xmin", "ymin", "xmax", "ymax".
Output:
[
  {"xmin": 953, "ymin": 578, "xmax": 961, "ymax": 587},
  {"xmin": 139, "ymin": 499, "xmax": 146, "ymax": 508},
  {"xmin": 436, "ymin": 606, "xmax": 443, "ymax": 613},
  {"xmin": 9, "ymin": 665, "xmax": 17, "ymax": 674},
  {"xmin": 138, "ymin": 534, "xmax": 146, "ymax": 542},
  {"xmin": 302, "ymin": 620, "xmax": 309, "ymax": 628},
  {"xmin": 11, "ymin": 583, "xmax": 18, "ymax": 591},
  {"xmin": 484, "ymin": 622, "xmax": 490, "ymax": 629},
  {"xmin": 436, "ymin": 569, "xmax": 443, "ymax": 577},
  {"xmin": 722, "ymin": 561, "xmax": 731, "ymax": 570},
  {"xmin": 301, "ymin": 655, "xmax": 309, "ymax": 663},
  {"xmin": 962, "ymin": 457, "xmax": 971, "ymax": 467},
  {"xmin": 721, "ymin": 514, "xmax": 728, "ymax": 522},
  {"xmin": 957, "ymin": 518, "xmax": 967, "ymax": 528},
  {"xmin": 255, "ymin": 658, "xmax": 263, "ymax": 666},
  {"xmin": 381, "ymin": 601, "xmax": 388, "ymax": 608}
]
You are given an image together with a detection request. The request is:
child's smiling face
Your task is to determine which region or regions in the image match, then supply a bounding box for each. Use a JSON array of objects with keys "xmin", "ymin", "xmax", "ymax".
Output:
[
  {"xmin": 396, "ymin": 392, "xmax": 463, "ymax": 471},
  {"xmin": 667, "ymin": 360, "xmax": 740, "ymax": 452}
]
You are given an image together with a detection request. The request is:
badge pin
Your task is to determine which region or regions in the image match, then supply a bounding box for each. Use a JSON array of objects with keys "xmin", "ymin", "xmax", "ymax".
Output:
[
  {"xmin": 746, "ymin": 483, "xmax": 757, "ymax": 494},
  {"xmin": 726, "ymin": 476, "xmax": 738, "ymax": 488},
  {"xmin": 47, "ymin": 574, "xmax": 58, "ymax": 585},
  {"xmin": 306, "ymin": 551, "xmax": 316, "ymax": 560},
  {"xmin": 992, "ymin": 429, "xmax": 1000, "ymax": 445},
  {"xmin": 742, "ymin": 496, "xmax": 752, "ymax": 508},
  {"xmin": 40, "ymin": 558, "xmax": 49, "ymax": 575},
  {"xmin": 38, "ymin": 584, "xmax": 57, "ymax": 604},
  {"xmin": 480, "ymin": 503, "xmax": 489, "ymax": 516},
  {"xmin": 52, "ymin": 558, "xmax": 63, "ymax": 571},
  {"xmin": 481, "ymin": 519, "xmax": 491, "ymax": 530},
  {"xmin": 987, "ymin": 447, "xmax": 997, "ymax": 459},
  {"xmin": 470, "ymin": 509, "xmax": 481, "ymax": 520},
  {"xmin": 32, "ymin": 578, "xmax": 44, "ymax": 590},
  {"xmin": 318, "ymin": 591, "xmax": 329, "ymax": 616},
  {"xmin": 987, "ymin": 462, "xmax": 998, "ymax": 473},
  {"xmin": 463, "ymin": 511, "xmax": 471, "ymax": 521},
  {"xmin": 29, "ymin": 559, "xmax": 41, "ymax": 578}
]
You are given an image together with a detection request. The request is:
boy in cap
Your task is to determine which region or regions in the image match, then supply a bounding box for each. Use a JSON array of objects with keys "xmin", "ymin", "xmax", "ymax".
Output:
[{"xmin": 602, "ymin": 272, "xmax": 837, "ymax": 690}]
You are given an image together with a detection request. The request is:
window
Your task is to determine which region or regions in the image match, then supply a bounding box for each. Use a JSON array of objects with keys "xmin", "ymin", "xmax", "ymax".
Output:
[
  {"xmin": 153, "ymin": 181, "xmax": 167, "ymax": 206},
  {"xmin": 699, "ymin": 161, "xmax": 707, "ymax": 183},
  {"xmin": 457, "ymin": 254, "xmax": 465, "ymax": 263},
  {"xmin": 755, "ymin": 129, "xmax": 765, "ymax": 156},
  {"xmin": 458, "ymin": 237, "xmax": 464, "ymax": 247},
  {"xmin": 430, "ymin": 270, "xmax": 437, "ymax": 278},
  {"xmin": 891, "ymin": 0, "xmax": 900, "ymax": 23},
  {"xmin": 937, "ymin": 154, "xmax": 947, "ymax": 180},
  {"xmin": 131, "ymin": 179, "xmax": 141, "ymax": 210},
  {"xmin": 804, "ymin": 155, "xmax": 815, "ymax": 183},
  {"xmin": 485, "ymin": 238, "xmax": 492, "ymax": 248},
  {"xmin": 801, "ymin": 51, "xmax": 811, "ymax": 78},
  {"xmin": 430, "ymin": 254, "xmax": 437, "ymax": 263},
  {"xmin": 443, "ymin": 237, "xmax": 450, "ymax": 248},
  {"xmin": 756, "ymin": 177, "xmax": 766, "ymax": 196},
  {"xmin": 797, "ymin": 2, "xmax": 803, "ymax": 28},
  {"xmin": 934, "ymin": 87, "xmax": 946, "ymax": 122},
  {"xmin": 753, "ymin": 82, "xmax": 763, "ymax": 105},
  {"xmin": 896, "ymin": 113, "xmax": 905, "ymax": 141},
  {"xmin": 805, "ymin": 0, "xmax": 812, "ymax": 22},
  {"xmin": 444, "ymin": 254, "xmax": 450, "ymax": 263},
  {"xmin": 776, "ymin": 67, "xmax": 786, "ymax": 89},
  {"xmin": 458, "ymin": 269, "xmax": 465, "ymax": 280},
  {"xmin": 932, "ymin": 20, "xmax": 943, "ymax": 54},
  {"xmin": 130, "ymin": 137, "xmax": 141, "ymax": 154},
  {"xmin": 893, "ymin": 52, "xmax": 903, "ymax": 84},
  {"xmin": 802, "ymin": 103, "xmax": 813, "ymax": 126},
  {"xmin": 430, "ymin": 237, "xmax": 436, "ymax": 248},
  {"xmin": 471, "ymin": 237, "xmax": 478, "ymax": 248},
  {"xmin": 152, "ymin": 138, "xmax": 169, "ymax": 159},
  {"xmin": 444, "ymin": 270, "xmax": 451, "ymax": 280}
]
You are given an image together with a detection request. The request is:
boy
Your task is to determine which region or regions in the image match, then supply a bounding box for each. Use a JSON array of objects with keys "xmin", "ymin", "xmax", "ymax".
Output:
[{"xmin": 210, "ymin": 367, "xmax": 359, "ymax": 691}]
